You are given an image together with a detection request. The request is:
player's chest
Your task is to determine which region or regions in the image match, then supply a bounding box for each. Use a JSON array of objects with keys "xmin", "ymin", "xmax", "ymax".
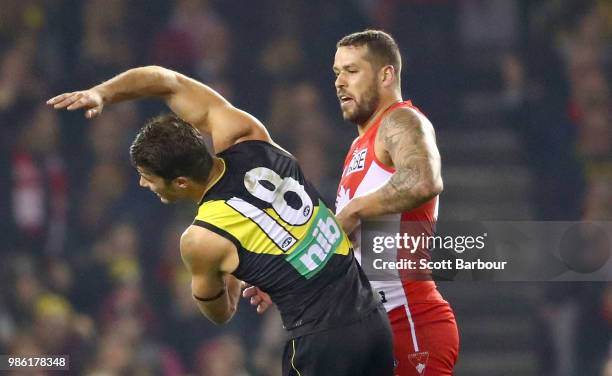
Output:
[{"xmin": 342, "ymin": 140, "xmax": 391, "ymax": 181}]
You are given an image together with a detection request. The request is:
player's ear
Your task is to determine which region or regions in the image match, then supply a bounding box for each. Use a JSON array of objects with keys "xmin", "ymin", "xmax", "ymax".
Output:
[
  {"xmin": 174, "ymin": 176, "xmax": 189, "ymax": 189},
  {"xmin": 380, "ymin": 65, "xmax": 395, "ymax": 88}
]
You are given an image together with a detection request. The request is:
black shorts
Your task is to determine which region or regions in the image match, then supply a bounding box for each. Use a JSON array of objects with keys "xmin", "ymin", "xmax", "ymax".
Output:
[{"xmin": 282, "ymin": 306, "xmax": 394, "ymax": 376}]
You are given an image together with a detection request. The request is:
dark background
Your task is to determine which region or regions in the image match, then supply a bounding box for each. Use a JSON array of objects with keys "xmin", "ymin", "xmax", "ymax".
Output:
[{"xmin": 0, "ymin": 0, "xmax": 610, "ymax": 375}]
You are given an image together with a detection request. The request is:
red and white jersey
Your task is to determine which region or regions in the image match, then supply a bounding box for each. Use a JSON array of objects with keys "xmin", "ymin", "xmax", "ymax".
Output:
[{"xmin": 336, "ymin": 100, "xmax": 445, "ymax": 312}]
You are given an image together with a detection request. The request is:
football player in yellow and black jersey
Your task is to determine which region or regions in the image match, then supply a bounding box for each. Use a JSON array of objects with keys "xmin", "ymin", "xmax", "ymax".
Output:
[{"xmin": 47, "ymin": 66, "xmax": 393, "ymax": 375}]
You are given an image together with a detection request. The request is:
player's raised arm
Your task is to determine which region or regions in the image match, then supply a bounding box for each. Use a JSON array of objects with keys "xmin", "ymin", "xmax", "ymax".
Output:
[{"xmin": 46, "ymin": 66, "xmax": 271, "ymax": 152}]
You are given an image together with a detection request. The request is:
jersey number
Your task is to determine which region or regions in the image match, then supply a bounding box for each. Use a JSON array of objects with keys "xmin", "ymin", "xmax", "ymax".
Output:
[
  {"xmin": 244, "ymin": 167, "xmax": 313, "ymax": 225},
  {"xmin": 226, "ymin": 167, "xmax": 313, "ymax": 252}
]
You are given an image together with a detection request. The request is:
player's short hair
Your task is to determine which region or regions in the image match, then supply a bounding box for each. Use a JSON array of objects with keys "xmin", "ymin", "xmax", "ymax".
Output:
[
  {"xmin": 130, "ymin": 113, "xmax": 212, "ymax": 183},
  {"xmin": 337, "ymin": 29, "xmax": 402, "ymax": 77}
]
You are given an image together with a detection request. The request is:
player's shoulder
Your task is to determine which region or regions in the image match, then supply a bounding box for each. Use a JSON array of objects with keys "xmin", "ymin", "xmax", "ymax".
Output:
[
  {"xmin": 221, "ymin": 139, "xmax": 293, "ymax": 160},
  {"xmin": 180, "ymin": 224, "xmax": 235, "ymax": 264},
  {"xmin": 379, "ymin": 105, "xmax": 433, "ymax": 136},
  {"xmin": 383, "ymin": 106, "xmax": 423, "ymax": 125}
]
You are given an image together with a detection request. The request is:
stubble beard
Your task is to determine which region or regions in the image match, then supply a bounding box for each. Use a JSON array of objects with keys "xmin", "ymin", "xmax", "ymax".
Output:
[{"xmin": 343, "ymin": 83, "xmax": 380, "ymax": 126}]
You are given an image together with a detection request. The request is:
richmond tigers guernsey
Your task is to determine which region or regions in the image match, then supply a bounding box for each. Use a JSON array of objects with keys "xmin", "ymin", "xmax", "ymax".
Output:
[{"xmin": 193, "ymin": 140, "xmax": 379, "ymax": 337}]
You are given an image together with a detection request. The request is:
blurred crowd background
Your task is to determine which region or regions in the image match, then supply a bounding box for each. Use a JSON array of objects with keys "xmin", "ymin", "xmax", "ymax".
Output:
[{"xmin": 0, "ymin": 0, "xmax": 610, "ymax": 375}]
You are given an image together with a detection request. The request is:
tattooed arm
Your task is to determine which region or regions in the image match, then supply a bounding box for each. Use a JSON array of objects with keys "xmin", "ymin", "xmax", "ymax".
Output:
[
  {"xmin": 375, "ymin": 107, "xmax": 443, "ymax": 213},
  {"xmin": 336, "ymin": 107, "xmax": 442, "ymax": 234}
]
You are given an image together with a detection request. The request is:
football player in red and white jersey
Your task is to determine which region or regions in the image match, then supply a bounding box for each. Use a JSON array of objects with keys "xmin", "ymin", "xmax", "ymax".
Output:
[{"xmin": 332, "ymin": 30, "xmax": 459, "ymax": 376}]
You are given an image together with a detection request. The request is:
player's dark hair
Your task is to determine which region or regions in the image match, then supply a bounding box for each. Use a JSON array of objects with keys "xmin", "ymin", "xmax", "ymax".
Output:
[
  {"xmin": 337, "ymin": 29, "xmax": 402, "ymax": 79},
  {"xmin": 130, "ymin": 113, "xmax": 212, "ymax": 183}
]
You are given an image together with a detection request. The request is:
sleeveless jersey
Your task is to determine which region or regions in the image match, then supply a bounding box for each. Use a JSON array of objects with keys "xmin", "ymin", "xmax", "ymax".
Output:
[
  {"xmin": 194, "ymin": 141, "xmax": 379, "ymax": 337},
  {"xmin": 336, "ymin": 101, "xmax": 446, "ymax": 311}
]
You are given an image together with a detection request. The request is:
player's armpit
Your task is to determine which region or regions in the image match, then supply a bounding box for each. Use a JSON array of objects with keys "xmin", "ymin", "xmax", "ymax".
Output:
[
  {"xmin": 205, "ymin": 102, "xmax": 273, "ymax": 153},
  {"xmin": 165, "ymin": 71, "xmax": 272, "ymax": 153}
]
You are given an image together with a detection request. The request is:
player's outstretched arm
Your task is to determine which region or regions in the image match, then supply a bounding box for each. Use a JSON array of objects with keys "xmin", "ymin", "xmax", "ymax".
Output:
[
  {"xmin": 46, "ymin": 66, "xmax": 272, "ymax": 153},
  {"xmin": 336, "ymin": 107, "xmax": 442, "ymax": 234},
  {"xmin": 180, "ymin": 225, "xmax": 241, "ymax": 325}
]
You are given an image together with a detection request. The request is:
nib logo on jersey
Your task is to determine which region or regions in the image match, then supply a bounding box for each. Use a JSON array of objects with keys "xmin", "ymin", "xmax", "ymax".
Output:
[
  {"xmin": 344, "ymin": 148, "xmax": 367, "ymax": 177},
  {"xmin": 286, "ymin": 201, "xmax": 344, "ymax": 279}
]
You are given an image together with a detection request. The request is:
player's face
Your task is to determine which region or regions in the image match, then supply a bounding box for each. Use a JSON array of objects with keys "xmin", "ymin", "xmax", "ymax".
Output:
[
  {"xmin": 333, "ymin": 46, "xmax": 381, "ymax": 125},
  {"xmin": 136, "ymin": 167, "xmax": 181, "ymax": 204}
]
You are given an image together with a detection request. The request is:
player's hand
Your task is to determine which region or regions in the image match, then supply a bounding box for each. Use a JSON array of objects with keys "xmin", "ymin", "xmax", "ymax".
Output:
[
  {"xmin": 336, "ymin": 198, "xmax": 361, "ymax": 236},
  {"xmin": 46, "ymin": 89, "xmax": 104, "ymax": 119},
  {"xmin": 242, "ymin": 283, "xmax": 272, "ymax": 314}
]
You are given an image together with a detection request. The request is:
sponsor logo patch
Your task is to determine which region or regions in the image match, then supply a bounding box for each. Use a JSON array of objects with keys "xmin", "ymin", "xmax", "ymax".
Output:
[{"xmin": 344, "ymin": 149, "xmax": 367, "ymax": 176}]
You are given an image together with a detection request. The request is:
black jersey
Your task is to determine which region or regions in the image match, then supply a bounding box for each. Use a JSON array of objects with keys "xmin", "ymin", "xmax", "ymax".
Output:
[{"xmin": 193, "ymin": 141, "xmax": 379, "ymax": 337}]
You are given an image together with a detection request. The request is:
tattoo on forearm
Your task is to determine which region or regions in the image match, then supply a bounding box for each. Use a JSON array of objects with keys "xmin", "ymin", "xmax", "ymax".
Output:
[
  {"xmin": 380, "ymin": 157, "xmax": 429, "ymax": 211},
  {"xmin": 388, "ymin": 161, "xmax": 422, "ymax": 193}
]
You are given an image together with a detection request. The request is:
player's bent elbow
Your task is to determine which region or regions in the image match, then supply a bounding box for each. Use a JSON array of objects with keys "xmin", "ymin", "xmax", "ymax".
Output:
[
  {"xmin": 208, "ymin": 315, "xmax": 230, "ymax": 326},
  {"xmin": 418, "ymin": 179, "xmax": 443, "ymax": 201},
  {"xmin": 200, "ymin": 309, "xmax": 233, "ymax": 325},
  {"xmin": 207, "ymin": 303, "xmax": 238, "ymax": 325},
  {"xmin": 433, "ymin": 177, "xmax": 443, "ymax": 196},
  {"xmin": 224, "ymin": 302, "xmax": 239, "ymax": 322}
]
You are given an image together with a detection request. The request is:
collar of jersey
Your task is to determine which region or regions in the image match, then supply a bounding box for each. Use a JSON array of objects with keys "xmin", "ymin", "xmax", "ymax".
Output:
[{"xmin": 198, "ymin": 158, "xmax": 227, "ymax": 205}]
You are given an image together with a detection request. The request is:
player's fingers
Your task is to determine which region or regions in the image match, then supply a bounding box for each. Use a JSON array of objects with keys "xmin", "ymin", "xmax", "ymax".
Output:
[
  {"xmin": 242, "ymin": 286, "xmax": 258, "ymax": 298},
  {"xmin": 85, "ymin": 106, "xmax": 102, "ymax": 119},
  {"xmin": 257, "ymin": 301, "xmax": 269, "ymax": 314},
  {"xmin": 53, "ymin": 92, "xmax": 82, "ymax": 109},
  {"xmin": 262, "ymin": 293, "xmax": 272, "ymax": 304},
  {"xmin": 250, "ymin": 295, "xmax": 262, "ymax": 306},
  {"xmin": 46, "ymin": 92, "xmax": 74, "ymax": 105},
  {"xmin": 67, "ymin": 94, "xmax": 92, "ymax": 110},
  {"xmin": 49, "ymin": 94, "xmax": 75, "ymax": 108}
]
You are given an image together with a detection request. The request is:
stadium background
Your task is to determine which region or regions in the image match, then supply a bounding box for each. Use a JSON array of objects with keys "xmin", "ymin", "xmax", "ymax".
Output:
[{"xmin": 0, "ymin": 0, "xmax": 610, "ymax": 375}]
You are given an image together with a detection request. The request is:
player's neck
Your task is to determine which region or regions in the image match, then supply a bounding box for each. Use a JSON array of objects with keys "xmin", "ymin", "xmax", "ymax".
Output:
[
  {"xmin": 191, "ymin": 157, "xmax": 225, "ymax": 204},
  {"xmin": 357, "ymin": 96, "xmax": 402, "ymax": 137}
]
